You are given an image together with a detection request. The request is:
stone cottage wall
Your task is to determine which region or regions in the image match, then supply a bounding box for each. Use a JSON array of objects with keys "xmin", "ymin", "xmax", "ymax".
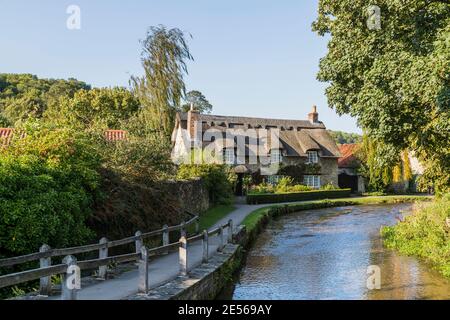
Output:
[
  {"xmin": 282, "ymin": 157, "xmax": 339, "ymax": 187},
  {"xmin": 162, "ymin": 178, "xmax": 210, "ymax": 215},
  {"xmin": 320, "ymin": 158, "xmax": 339, "ymax": 187}
]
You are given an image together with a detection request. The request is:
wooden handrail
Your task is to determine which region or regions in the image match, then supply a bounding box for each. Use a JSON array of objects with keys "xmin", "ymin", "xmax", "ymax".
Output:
[
  {"xmin": 0, "ymin": 217, "xmax": 234, "ymax": 294},
  {"xmin": 0, "ymin": 264, "xmax": 67, "ymax": 289},
  {"xmin": 0, "ymin": 215, "xmax": 199, "ymax": 268}
]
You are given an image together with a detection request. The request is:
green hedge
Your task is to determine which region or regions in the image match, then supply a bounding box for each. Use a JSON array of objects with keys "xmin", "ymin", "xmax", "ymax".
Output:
[{"xmin": 246, "ymin": 189, "xmax": 352, "ymax": 204}]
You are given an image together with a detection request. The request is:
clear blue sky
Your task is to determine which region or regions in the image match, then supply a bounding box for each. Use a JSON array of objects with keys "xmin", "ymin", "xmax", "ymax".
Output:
[{"xmin": 0, "ymin": 0, "xmax": 360, "ymax": 133}]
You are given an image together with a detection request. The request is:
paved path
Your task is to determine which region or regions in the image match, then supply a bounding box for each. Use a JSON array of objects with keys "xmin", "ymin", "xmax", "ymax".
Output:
[
  {"xmin": 49, "ymin": 203, "xmax": 266, "ymax": 300},
  {"xmin": 46, "ymin": 196, "xmax": 427, "ymax": 299}
]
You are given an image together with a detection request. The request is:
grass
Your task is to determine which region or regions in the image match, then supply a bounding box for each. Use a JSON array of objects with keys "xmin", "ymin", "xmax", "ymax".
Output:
[
  {"xmin": 241, "ymin": 207, "xmax": 271, "ymax": 230},
  {"xmin": 382, "ymin": 194, "xmax": 450, "ymax": 278},
  {"xmin": 197, "ymin": 205, "xmax": 236, "ymax": 231},
  {"xmin": 241, "ymin": 195, "xmax": 433, "ymax": 231}
]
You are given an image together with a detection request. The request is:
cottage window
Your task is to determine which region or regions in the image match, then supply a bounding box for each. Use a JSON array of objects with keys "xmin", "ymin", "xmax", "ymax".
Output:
[
  {"xmin": 270, "ymin": 149, "xmax": 282, "ymax": 164},
  {"xmin": 307, "ymin": 151, "xmax": 318, "ymax": 164},
  {"xmin": 267, "ymin": 175, "xmax": 281, "ymax": 185},
  {"xmin": 224, "ymin": 149, "xmax": 235, "ymax": 165},
  {"xmin": 304, "ymin": 175, "xmax": 321, "ymax": 188}
]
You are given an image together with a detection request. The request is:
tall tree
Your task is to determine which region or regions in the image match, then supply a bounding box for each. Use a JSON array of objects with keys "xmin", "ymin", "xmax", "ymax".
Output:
[
  {"xmin": 182, "ymin": 90, "xmax": 213, "ymax": 114},
  {"xmin": 328, "ymin": 130, "xmax": 362, "ymax": 144},
  {"xmin": 131, "ymin": 25, "xmax": 193, "ymax": 142},
  {"xmin": 0, "ymin": 74, "xmax": 90, "ymax": 125},
  {"xmin": 313, "ymin": 0, "xmax": 449, "ymax": 192},
  {"xmin": 46, "ymin": 87, "xmax": 140, "ymax": 130}
]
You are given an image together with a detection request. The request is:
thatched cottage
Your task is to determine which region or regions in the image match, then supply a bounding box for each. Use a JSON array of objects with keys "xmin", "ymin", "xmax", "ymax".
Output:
[{"xmin": 171, "ymin": 106, "xmax": 341, "ymax": 195}]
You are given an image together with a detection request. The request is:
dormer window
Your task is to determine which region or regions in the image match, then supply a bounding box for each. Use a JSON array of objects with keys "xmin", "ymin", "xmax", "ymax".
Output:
[
  {"xmin": 270, "ymin": 149, "xmax": 282, "ymax": 164},
  {"xmin": 307, "ymin": 151, "xmax": 318, "ymax": 164},
  {"xmin": 224, "ymin": 149, "xmax": 235, "ymax": 165}
]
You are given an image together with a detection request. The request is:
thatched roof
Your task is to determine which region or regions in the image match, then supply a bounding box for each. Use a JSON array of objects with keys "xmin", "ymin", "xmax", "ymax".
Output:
[
  {"xmin": 178, "ymin": 112, "xmax": 326, "ymax": 129},
  {"xmin": 174, "ymin": 112, "xmax": 341, "ymax": 158}
]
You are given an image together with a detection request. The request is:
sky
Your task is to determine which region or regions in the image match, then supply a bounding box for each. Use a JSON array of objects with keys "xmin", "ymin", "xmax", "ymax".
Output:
[{"xmin": 0, "ymin": 0, "xmax": 360, "ymax": 133}]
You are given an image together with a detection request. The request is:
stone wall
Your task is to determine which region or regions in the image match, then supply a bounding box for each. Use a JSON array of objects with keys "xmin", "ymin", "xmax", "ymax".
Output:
[
  {"xmin": 162, "ymin": 178, "xmax": 210, "ymax": 215},
  {"xmin": 282, "ymin": 157, "xmax": 339, "ymax": 187},
  {"xmin": 128, "ymin": 244, "xmax": 242, "ymax": 300},
  {"xmin": 319, "ymin": 158, "xmax": 339, "ymax": 187}
]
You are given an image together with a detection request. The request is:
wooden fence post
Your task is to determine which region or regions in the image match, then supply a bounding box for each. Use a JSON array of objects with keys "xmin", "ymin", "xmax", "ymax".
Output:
[
  {"xmin": 179, "ymin": 236, "xmax": 188, "ymax": 276},
  {"xmin": 202, "ymin": 230, "xmax": 209, "ymax": 263},
  {"xmin": 39, "ymin": 244, "xmax": 51, "ymax": 296},
  {"xmin": 180, "ymin": 221, "xmax": 186, "ymax": 238},
  {"xmin": 228, "ymin": 219, "xmax": 234, "ymax": 243},
  {"xmin": 98, "ymin": 237, "xmax": 108, "ymax": 280},
  {"xmin": 195, "ymin": 218, "xmax": 199, "ymax": 234},
  {"xmin": 218, "ymin": 226, "xmax": 224, "ymax": 252},
  {"xmin": 138, "ymin": 246, "xmax": 149, "ymax": 294},
  {"xmin": 162, "ymin": 224, "xmax": 169, "ymax": 255},
  {"xmin": 62, "ymin": 255, "xmax": 79, "ymax": 300},
  {"xmin": 135, "ymin": 231, "xmax": 142, "ymax": 254}
]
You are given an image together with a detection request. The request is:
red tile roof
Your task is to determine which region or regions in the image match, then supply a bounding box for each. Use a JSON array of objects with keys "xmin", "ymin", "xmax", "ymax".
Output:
[
  {"xmin": 104, "ymin": 130, "xmax": 128, "ymax": 141},
  {"xmin": 338, "ymin": 143, "xmax": 360, "ymax": 168},
  {"xmin": 1, "ymin": 128, "xmax": 129, "ymax": 146},
  {"xmin": 0, "ymin": 128, "xmax": 13, "ymax": 146}
]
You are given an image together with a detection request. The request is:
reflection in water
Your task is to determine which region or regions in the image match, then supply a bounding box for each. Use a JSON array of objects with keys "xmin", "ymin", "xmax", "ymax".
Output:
[{"xmin": 225, "ymin": 203, "xmax": 450, "ymax": 300}]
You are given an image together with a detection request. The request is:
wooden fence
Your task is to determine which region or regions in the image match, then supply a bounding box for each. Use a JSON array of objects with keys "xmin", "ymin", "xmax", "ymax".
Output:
[{"xmin": 0, "ymin": 214, "xmax": 235, "ymax": 300}]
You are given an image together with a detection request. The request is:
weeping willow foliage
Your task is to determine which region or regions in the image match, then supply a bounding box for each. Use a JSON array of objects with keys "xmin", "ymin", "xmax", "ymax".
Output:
[
  {"xmin": 359, "ymin": 134, "xmax": 417, "ymax": 191},
  {"xmin": 359, "ymin": 134, "xmax": 398, "ymax": 191},
  {"xmin": 392, "ymin": 165, "xmax": 402, "ymax": 183},
  {"xmin": 402, "ymin": 150, "xmax": 413, "ymax": 181},
  {"xmin": 131, "ymin": 25, "xmax": 193, "ymax": 143}
]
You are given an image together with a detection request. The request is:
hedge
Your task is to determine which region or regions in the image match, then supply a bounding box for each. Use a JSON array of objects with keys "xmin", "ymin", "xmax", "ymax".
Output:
[{"xmin": 246, "ymin": 189, "xmax": 352, "ymax": 204}]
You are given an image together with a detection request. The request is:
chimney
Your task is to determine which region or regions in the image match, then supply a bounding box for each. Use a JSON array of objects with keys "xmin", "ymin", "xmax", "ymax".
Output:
[
  {"xmin": 187, "ymin": 102, "xmax": 200, "ymax": 139},
  {"xmin": 308, "ymin": 105, "xmax": 319, "ymax": 123}
]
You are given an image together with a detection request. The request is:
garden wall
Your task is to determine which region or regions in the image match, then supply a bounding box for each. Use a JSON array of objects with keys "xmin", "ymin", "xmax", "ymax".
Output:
[{"xmin": 162, "ymin": 178, "xmax": 210, "ymax": 215}]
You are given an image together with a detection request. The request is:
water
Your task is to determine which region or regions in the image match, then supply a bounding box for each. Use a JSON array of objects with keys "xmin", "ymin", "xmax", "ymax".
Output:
[{"xmin": 224, "ymin": 203, "xmax": 450, "ymax": 300}]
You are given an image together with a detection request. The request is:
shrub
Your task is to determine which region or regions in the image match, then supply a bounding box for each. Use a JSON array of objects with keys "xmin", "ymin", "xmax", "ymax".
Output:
[
  {"xmin": 249, "ymin": 176, "xmax": 316, "ymax": 195},
  {"xmin": 251, "ymin": 183, "xmax": 275, "ymax": 194},
  {"xmin": 363, "ymin": 191, "xmax": 387, "ymax": 197},
  {"xmin": 320, "ymin": 182, "xmax": 337, "ymax": 190},
  {"xmin": 177, "ymin": 164, "xmax": 235, "ymax": 205},
  {"xmin": 275, "ymin": 176, "xmax": 295, "ymax": 193},
  {"xmin": 0, "ymin": 123, "xmax": 101, "ymax": 257},
  {"xmin": 100, "ymin": 135, "xmax": 176, "ymax": 184},
  {"xmin": 381, "ymin": 194, "xmax": 450, "ymax": 277},
  {"xmin": 246, "ymin": 189, "xmax": 352, "ymax": 204}
]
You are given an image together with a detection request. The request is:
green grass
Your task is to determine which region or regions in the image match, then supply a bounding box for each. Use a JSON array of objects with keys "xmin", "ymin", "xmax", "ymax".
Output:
[
  {"xmin": 197, "ymin": 205, "xmax": 236, "ymax": 231},
  {"xmin": 241, "ymin": 195, "xmax": 433, "ymax": 231},
  {"xmin": 382, "ymin": 194, "xmax": 450, "ymax": 278},
  {"xmin": 241, "ymin": 207, "xmax": 271, "ymax": 230}
]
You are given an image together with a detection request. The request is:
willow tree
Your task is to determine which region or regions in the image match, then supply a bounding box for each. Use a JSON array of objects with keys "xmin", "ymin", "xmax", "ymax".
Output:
[
  {"xmin": 313, "ymin": 0, "xmax": 449, "ymax": 192},
  {"xmin": 131, "ymin": 25, "xmax": 193, "ymax": 142}
]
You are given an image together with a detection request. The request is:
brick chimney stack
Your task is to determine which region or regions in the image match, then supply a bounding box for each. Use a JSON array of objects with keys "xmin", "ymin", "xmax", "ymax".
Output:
[
  {"xmin": 308, "ymin": 105, "xmax": 319, "ymax": 123},
  {"xmin": 187, "ymin": 102, "xmax": 199, "ymax": 139}
]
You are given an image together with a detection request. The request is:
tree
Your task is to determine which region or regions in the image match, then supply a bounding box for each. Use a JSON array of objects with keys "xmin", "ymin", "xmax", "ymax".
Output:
[
  {"xmin": 182, "ymin": 90, "xmax": 213, "ymax": 114},
  {"xmin": 313, "ymin": 0, "xmax": 449, "ymax": 192},
  {"xmin": 131, "ymin": 25, "xmax": 193, "ymax": 142},
  {"xmin": 0, "ymin": 114, "xmax": 10, "ymax": 127},
  {"xmin": 46, "ymin": 87, "xmax": 140, "ymax": 130},
  {"xmin": 328, "ymin": 130, "xmax": 362, "ymax": 144},
  {"xmin": 357, "ymin": 134, "xmax": 399, "ymax": 192},
  {"xmin": 0, "ymin": 74, "xmax": 90, "ymax": 124}
]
